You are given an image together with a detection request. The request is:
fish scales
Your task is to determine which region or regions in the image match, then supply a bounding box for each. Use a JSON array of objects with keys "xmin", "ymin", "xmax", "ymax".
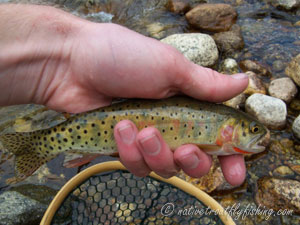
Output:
[{"xmin": 0, "ymin": 96, "xmax": 269, "ymax": 183}]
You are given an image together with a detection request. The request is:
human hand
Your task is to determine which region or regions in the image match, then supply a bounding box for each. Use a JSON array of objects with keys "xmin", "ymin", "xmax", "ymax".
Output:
[{"xmin": 0, "ymin": 5, "xmax": 248, "ymax": 185}]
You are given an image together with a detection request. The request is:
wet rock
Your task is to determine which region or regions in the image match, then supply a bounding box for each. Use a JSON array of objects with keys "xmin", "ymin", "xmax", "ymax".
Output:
[
  {"xmin": 219, "ymin": 58, "xmax": 239, "ymax": 74},
  {"xmin": 292, "ymin": 115, "xmax": 300, "ymax": 139},
  {"xmin": 161, "ymin": 33, "xmax": 218, "ymax": 67},
  {"xmin": 239, "ymin": 60, "xmax": 270, "ymax": 76},
  {"xmin": 213, "ymin": 25, "xmax": 244, "ymax": 56},
  {"xmin": 273, "ymin": 165, "xmax": 294, "ymax": 176},
  {"xmin": 272, "ymin": 59, "xmax": 285, "ymax": 72},
  {"xmin": 185, "ymin": 4, "xmax": 237, "ymax": 32},
  {"xmin": 166, "ymin": 0, "xmax": 190, "ymax": 14},
  {"xmin": 0, "ymin": 191, "xmax": 46, "ymax": 225},
  {"xmin": 255, "ymin": 177, "xmax": 300, "ymax": 215},
  {"xmin": 243, "ymin": 71, "xmax": 266, "ymax": 95},
  {"xmin": 223, "ymin": 93, "xmax": 246, "ymax": 109},
  {"xmin": 245, "ymin": 94, "xmax": 287, "ymax": 129},
  {"xmin": 178, "ymin": 160, "xmax": 236, "ymax": 193},
  {"xmin": 270, "ymin": 0, "xmax": 300, "ymax": 10},
  {"xmin": 290, "ymin": 99, "xmax": 300, "ymax": 110},
  {"xmin": 285, "ymin": 53, "xmax": 300, "ymax": 86},
  {"xmin": 268, "ymin": 77, "xmax": 298, "ymax": 103}
]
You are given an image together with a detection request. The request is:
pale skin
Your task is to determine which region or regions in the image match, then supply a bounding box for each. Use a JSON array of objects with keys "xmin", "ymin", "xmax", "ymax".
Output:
[{"xmin": 0, "ymin": 4, "xmax": 248, "ymax": 186}]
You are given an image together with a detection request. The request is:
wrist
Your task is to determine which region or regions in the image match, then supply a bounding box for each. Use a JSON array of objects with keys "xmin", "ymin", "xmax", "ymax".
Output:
[{"xmin": 0, "ymin": 4, "xmax": 85, "ymax": 106}]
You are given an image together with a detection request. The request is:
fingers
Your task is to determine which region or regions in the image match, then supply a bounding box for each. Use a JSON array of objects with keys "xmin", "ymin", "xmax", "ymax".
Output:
[
  {"xmin": 115, "ymin": 120, "xmax": 213, "ymax": 179},
  {"xmin": 114, "ymin": 120, "xmax": 179, "ymax": 178},
  {"xmin": 115, "ymin": 120, "xmax": 246, "ymax": 186},
  {"xmin": 135, "ymin": 128, "xmax": 179, "ymax": 178},
  {"xmin": 218, "ymin": 154, "xmax": 246, "ymax": 186},
  {"xmin": 114, "ymin": 120, "xmax": 151, "ymax": 177},
  {"xmin": 174, "ymin": 144, "xmax": 212, "ymax": 178}
]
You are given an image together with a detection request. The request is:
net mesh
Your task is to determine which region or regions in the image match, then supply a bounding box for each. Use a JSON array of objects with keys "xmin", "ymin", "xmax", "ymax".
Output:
[{"xmin": 52, "ymin": 170, "xmax": 224, "ymax": 225}]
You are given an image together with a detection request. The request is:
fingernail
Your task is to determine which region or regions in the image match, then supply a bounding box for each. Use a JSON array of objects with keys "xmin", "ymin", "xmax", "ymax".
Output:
[
  {"xmin": 177, "ymin": 153, "xmax": 199, "ymax": 169},
  {"xmin": 118, "ymin": 124, "xmax": 135, "ymax": 144},
  {"xmin": 231, "ymin": 73, "xmax": 248, "ymax": 80},
  {"xmin": 139, "ymin": 134, "xmax": 161, "ymax": 156}
]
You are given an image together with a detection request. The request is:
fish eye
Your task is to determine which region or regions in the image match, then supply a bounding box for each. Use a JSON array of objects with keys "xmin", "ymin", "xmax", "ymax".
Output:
[{"xmin": 250, "ymin": 122, "xmax": 260, "ymax": 133}]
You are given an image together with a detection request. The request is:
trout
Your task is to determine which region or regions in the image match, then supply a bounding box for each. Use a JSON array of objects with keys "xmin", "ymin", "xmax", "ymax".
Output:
[{"xmin": 0, "ymin": 96, "xmax": 270, "ymax": 182}]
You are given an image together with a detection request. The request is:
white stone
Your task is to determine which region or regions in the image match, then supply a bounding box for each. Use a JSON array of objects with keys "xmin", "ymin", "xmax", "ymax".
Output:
[
  {"xmin": 268, "ymin": 77, "xmax": 298, "ymax": 103},
  {"xmin": 245, "ymin": 94, "xmax": 287, "ymax": 129},
  {"xmin": 292, "ymin": 115, "xmax": 300, "ymax": 139},
  {"xmin": 272, "ymin": 0, "xmax": 300, "ymax": 10},
  {"xmin": 161, "ymin": 33, "xmax": 218, "ymax": 67}
]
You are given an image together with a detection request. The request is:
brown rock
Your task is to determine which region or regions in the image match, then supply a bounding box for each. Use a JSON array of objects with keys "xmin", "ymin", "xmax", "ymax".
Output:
[
  {"xmin": 186, "ymin": 4, "xmax": 237, "ymax": 32},
  {"xmin": 255, "ymin": 177, "xmax": 300, "ymax": 215},
  {"xmin": 223, "ymin": 93, "xmax": 246, "ymax": 109},
  {"xmin": 239, "ymin": 60, "xmax": 271, "ymax": 76},
  {"xmin": 243, "ymin": 71, "xmax": 266, "ymax": 95},
  {"xmin": 285, "ymin": 54, "xmax": 300, "ymax": 86},
  {"xmin": 213, "ymin": 24, "xmax": 244, "ymax": 56},
  {"xmin": 166, "ymin": 0, "xmax": 190, "ymax": 14},
  {"xmin": 178, "ymin": 160, "xmax": 236, "ymax": 193}
]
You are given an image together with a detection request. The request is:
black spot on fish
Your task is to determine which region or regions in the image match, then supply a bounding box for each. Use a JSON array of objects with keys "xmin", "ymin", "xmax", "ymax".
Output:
[
  {"xmin": 104, "ymin": 131, "xmax": 108, "ymax": 134},
  {"xmin": 151, "ymin": 116, "xmax": 154, "ymax": 120},
  {"xmin": 97, "ymin": 132, "xmax": 101, "ymax": 136},
  {"xmin": 84, "ymin": 130, "xmax": 88, "ymax": 134},
  {"xmin": 77, "ymin": 136, "xmax": 81, "ymax": 139},
  {"xmin": 71, "ymin": 142, "xmax": 75, "ymax": 145},
  {"xmin": 136, "ymin": 116, "xmax": 139, "ymax": 119},
  {"xmin": 61, "ymin": 127, "xmax": 65, "ymax": 132},
  {"xmin": 162, "ymin": 117, "xmax": 164, "ymax": 120},
  {"xmin": 113, "ymin": 116, "xmax": 116, "ymax": 119},
  {"xmin": 170, "ymin": 127, "xmax": 173, "ymax": 131},
  {"xmin": 50, "ymin": 137, "xmax": 54, "ymax": 142},
  {"xmin": 105, "ymin": 139, "xmax": 108, "ymax": 143},
  {"xmin": 91, "ymin": 123, "xmax": 95, "ymax": 127},
  {"xmin": 243, "ymin": 132, "xmax": 246, "ymax": 137},
  {"xmin": 56, "ymin": 134, "xmax": 60, "ymax": 138},
  {"xmin": 102, "ymin": 121, "xmax": 105, "ymax": 125},
  {"xmin": 90, "ymin": 138, "xmax": 94, "ymax": 141},
  {"xmin": 174, "ymin": 137, "xmax": 177, "ymax": 140},
  {"xmin": 205, "ymin": 126, "xmax": 208, "ymax": 129},
  {"xmin": 111, "ymin": 125, "xmax": 114, "ymax": 129},
  {"xmin": 43, "ymin": 137, "xmax": 47, "ymax": 141},
  {"xmin": 68, "ymin": 128, "xmax": 73, "ymax": 132},
  {"xmin": 77, "ymin": 125, "xmax": 80, "ymax": 130},
  {"xmin": 54, "ymin": 128, "xmax": 57, "ymax": 132},
  {"xmin": 50, "ymin": 146, "xmax": 54, "ymax": 150},
  {"xmin": 85, "ymin": 141, "xmax": 88, "ymax": 145},
  {"xmin": 199, "ymin": 132, "xmax": 201, "ymax": 135},
  {"xmin": 58, "ymin": 146, "xmax": 62, "ymax": 150},
  {"xmin": 63, "ymin": 138, "xmax": 68, "ymax": 142},
  {"xmin": 48, "ymin": 130, "xmax": 51, "ymax": 135},
  {"xmin": 162, "ymin": 129, "xmax": 165, "ymax": 133}
]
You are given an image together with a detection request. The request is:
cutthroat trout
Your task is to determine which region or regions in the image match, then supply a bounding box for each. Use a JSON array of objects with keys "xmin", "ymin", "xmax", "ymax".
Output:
[{"xmin": 0, "ymin": 96, "xmax": 270, "ymax": 182}]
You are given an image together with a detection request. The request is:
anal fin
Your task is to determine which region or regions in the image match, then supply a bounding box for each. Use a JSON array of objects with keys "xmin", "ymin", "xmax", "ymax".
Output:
[{"xmin": 63, "ymin": 153, "xmax": 102, "ymax": 168}]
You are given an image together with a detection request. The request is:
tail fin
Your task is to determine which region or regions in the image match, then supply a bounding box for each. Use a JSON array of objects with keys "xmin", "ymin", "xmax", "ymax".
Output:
[{"xmin": 0, "ymin": 132, "xmax": 57, "ymax": 183}]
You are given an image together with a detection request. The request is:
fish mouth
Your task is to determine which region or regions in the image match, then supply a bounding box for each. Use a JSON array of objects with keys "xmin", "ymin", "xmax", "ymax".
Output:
[{"xmin": 247, "ymin": 129, "xmax": 271, "ymax": 153}]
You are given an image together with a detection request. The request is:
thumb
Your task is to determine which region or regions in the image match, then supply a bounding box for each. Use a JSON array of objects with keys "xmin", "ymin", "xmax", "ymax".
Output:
[{"xmin": 175, "ymin": 63, "xmax": 249, "ymax": 102}]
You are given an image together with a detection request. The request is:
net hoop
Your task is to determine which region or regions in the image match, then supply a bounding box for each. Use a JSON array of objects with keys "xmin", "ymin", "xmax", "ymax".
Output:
[{"xmin": 41, "ymin": 161, "xmax": 235, "ymax": 225}]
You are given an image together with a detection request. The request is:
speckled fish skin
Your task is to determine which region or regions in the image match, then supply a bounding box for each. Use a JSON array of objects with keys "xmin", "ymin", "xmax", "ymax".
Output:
[{"xmin": 0, "ymin": 96, "xmax": 269, "ymax": 182}]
